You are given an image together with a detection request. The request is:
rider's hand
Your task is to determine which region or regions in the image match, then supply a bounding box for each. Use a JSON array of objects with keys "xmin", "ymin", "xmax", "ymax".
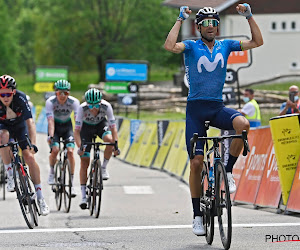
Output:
[
  {"xmin": 178, "ymin": 6, "xmax": 191, "ymax": 21},
  {"xmin": 47, "ymin": 136, "xmax": 53, "ymax": 145},
  {"xmin": 77, "ymin": 145, "xmax": 86, "ymax": 156},
  {"xmin": 236, "ymin": 3, "xmax": 252, "ymax": 19},
  {"xmin": 27, "ymin": 144, "xmax": 38, "ymax": 154},
  {"xmin": 114, "ymin": 148, "xmax": 121, "ymax": 157}
]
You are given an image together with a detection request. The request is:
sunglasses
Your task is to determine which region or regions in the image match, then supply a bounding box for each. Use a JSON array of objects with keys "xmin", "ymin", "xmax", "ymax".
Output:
[
  {"xmin": 88, "ymin": 103, "xmax": 100, "ymax": 109},
  {"xmin": 199, "ymin": 19, "xmax": 219, "ymax": 27},
  {"xmin": 0, "ymin": 93, "xmax": 13, "ymax": 98},
  {"xmin": 57, "ymin": 91, "xmax": 69, "ymax": 96}
]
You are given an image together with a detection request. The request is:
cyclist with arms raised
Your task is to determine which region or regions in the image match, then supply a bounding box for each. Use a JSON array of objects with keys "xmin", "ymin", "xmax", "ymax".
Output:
[
  {"xmin": 46, "ymin": 80, "xmax": 80, "ymax": 197},
  {"xmin": 164, "ymin": 4, "xmax": 263, "ymax": 235},
  {"xmin": 74, "ymin": 88, "xmax": 120, "ymax": 209},
  {"xmin": 0, "ymin": 75, "xmax": 49, "ymax": 215}
]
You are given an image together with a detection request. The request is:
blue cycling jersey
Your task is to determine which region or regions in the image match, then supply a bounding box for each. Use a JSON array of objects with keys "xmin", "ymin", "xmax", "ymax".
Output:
[{"xmin": 183, "ymin": 39, "xmax": 242, "ymax": 102}]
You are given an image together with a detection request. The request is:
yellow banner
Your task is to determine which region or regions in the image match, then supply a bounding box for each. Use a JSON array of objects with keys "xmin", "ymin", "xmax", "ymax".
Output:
[
  {"xmin": 34, "ymin": 82, "xmax": 54, "ymax": 92},
  {"xmin": 139, "ymin": 124, "xmax": 158, "ymax": 167},
  {"xmin": 164, "ymin": 122, "xmax": 188, "ymax": 176},
  {"xmin": 152, "ymin": 122, "xmax": 180, "ymax": 169},
  {"xmin": 125, "ymin": 122, "xmax": 147, "ymax": 164},
  {"xmin": 270, "ymin": 114, "xmax": 300, "ymax": 205},
  {"xmin": 117, "ymin": 119, "xmax": 131, "ymax": 160}
]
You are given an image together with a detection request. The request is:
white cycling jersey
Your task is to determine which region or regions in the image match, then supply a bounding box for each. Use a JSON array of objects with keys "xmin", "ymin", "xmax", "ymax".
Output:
[
  {"xmin": 45, "ymin": 95, "xmax": 80, "ymax": 123},
  {"xmin": 75, "ymin": 99, "xmax": 116, "ymax": 130}
]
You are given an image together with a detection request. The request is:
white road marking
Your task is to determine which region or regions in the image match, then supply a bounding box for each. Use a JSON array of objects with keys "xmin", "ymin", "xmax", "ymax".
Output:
[
  {"xmin": 1, "ymin": 223, "xmax": 300, "ymax": 234},
  {"xmin": 123, "ymin": 185, "xmax": 153, "ymax": 194}
]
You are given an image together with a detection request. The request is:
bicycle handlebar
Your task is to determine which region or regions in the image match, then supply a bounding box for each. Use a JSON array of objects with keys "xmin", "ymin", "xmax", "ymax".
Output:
[
  {"xmin": 190, "ymin": 130, "xmax": 250, "ymax": 159},
  {"xmin": 0, "ymin": 134, "xmax": 32, "ymax": 150},
  {"xmin": 80, "ymin": 139, "xmax": 118, "ymax": 151}
]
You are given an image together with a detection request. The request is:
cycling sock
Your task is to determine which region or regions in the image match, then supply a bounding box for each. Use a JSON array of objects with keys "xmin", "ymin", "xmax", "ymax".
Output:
[
  {"xmin": 226, "ymin": 154, "xmax": 238, "ymax": 173},
  {"xmin": 4, "ymin": 163, "xmax": 13, "ymax": 177},
  {"xmin": 50, "ymin": 165, "xmax": 54, "ymax": 174},
  {"xmin": 81, "ymin": 185, "xmax": 86, "ymax": 199},
  {"xmin": 34, "ymin": 184, "xmax": 43, "ymax": 200},
  {"xmin": 102, "ymin": 158, "xmax": 109, "ymax": 169},
  {"xmin": 192, "ymin": 198, "xmax": 203, "ymax": 217},
  {"xmin": 71, "ymin": 174, "xmax": 74, "ymax": 186}
]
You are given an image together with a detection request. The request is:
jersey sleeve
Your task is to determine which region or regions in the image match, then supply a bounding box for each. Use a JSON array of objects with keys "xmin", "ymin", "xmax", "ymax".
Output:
[
  {"xmin": 45, "ymin": 98, "xmax": 54, "ymax": 120},
  {"xmin": 241, "ymin": 103, "xmax": 255, "ymax": 116},
  {"xmin": 72, "ymin": 98, "xmax": 80, "ymax": 119},
  {"xmin": 182, "ymin": 40, "xmax": 192, "ymax": 52},
  {"xmin": 75, "ymin": 105, "xmax": 84, "ymax": 130},
  {"xmin": 18, "ymin": 93, "xmax": 32, "ymax": 120},
  {"xmin": 226, "ymin": 40, "xmax": 243, "ymax": 52},
  {"xmin": 106, "ymin": 103, "xmax": 116, "ymax": 128}
]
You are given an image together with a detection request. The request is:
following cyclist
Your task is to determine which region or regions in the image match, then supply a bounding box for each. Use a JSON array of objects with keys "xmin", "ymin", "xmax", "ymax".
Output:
[
  {"xmin": 164, "ymin": 4, "xmax": 263, "ymax": 235},
  {"xmin": 0, "ymin": 75, "xmax": 49, "ymax": 215},
  {"xmin": 45, "ymin": 79, "xmax": 80, "ymax": 197},
  {"xmin": 74, "ymin": 88, "xmax": 120, "ymax": 209}
]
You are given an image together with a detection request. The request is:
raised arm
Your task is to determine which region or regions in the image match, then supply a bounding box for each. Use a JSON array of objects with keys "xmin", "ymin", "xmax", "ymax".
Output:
[
  {"xmin": 236, "ymin": 3, "xmax": 263, "ymax": 50},
  {"xmin": 164, "ymin": 6, "xmax": 191, "ymax": 54}
]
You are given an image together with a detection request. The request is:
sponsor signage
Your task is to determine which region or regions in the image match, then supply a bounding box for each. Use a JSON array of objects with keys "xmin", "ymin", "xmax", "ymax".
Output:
[
  {"xmin": 105, "ymin": 62, "xmax": 148, "ymax": 82},
  {"xmin": 35, "ymin": 67, "xmax": 68, "ymax": 82},
  {"xmin": 105, "ymin": 82, "xmax": 138, "ymax": 94},
  {"xmin": 225, "ymin": 69, "xmax": 237, "ymax": 84},
  {"xmin": 222, "ymin": 87, "xmax": 236, "ymax": 105},
  {"xmin": 34, "ymin": 82, "xmax": 54, "ymax": 93},
  {"xmin": 228, "ymin": 50, "xmax": 248, "ymax": 64},
  {"xmin": 117, "ymin": 93, "xmax": 137, "ymax": 106}
]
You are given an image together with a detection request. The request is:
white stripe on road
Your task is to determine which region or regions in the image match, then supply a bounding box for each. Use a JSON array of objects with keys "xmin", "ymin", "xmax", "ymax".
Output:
[
  {"xmin": 1, "ymin": 222, "xmax": 300, "ymax": 234},
  {"xmin": 123, "ymin": 186, "xmax": 154, "ymax": 194}
]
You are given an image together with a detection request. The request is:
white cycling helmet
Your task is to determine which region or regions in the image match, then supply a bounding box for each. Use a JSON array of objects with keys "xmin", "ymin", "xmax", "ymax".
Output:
[{"xmin": 195, "ymin": 7, "xmax": 220, "ymax": 25}]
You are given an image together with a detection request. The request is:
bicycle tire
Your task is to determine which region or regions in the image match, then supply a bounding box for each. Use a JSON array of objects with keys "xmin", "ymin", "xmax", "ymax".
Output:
[
  {"xmin": 63, "ymin": 159, "xmax": 72, "ymax": 213},
  {"xmin": 215, "ymin": 161, "xmax": 232, "ymax": 250},
  {"xmin": 94, "ymin": 160, "xmax": 103, "ymax": 218},
  {"xmin": 26, "ymin": 172, "xmax": 39, "ymax": 226},
  {"xmin": 0, "ymin": 161, "xmax": 5, "ymax": 200},
  {"xmin": 201, "ymin": 162, "xmax": 214, "ymax": 245},
  {"xmin": 13, "ymin": 163, "xmax": 35, "ymax": 229},
  {"xmin": 54, "ymin": 161, "xmax": 62, "ymax": 211},
  {"xmin": 88, "ymin": 162, "xmax": 94, "ymax": 216}
]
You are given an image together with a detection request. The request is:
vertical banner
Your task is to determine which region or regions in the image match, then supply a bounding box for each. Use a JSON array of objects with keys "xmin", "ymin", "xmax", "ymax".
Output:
[
  {"xmin": 117, "ymin": 119, "xmax": 131, "ymax": 160},
  {"xmin": 130, "ymin": 119, "xmax": 141, "ymax": 145},
  {"xmin": 157, "ymin": 120, "xmax": 169, "ymax": 147},
  {"xmin": 269, "ymin": 114, "xmax": 300, "ymax": 205},
  {"xmin": 286, "ymin": 158, "xmax": 300, "ymax": 212},
  {"xmin": 255, "ymin": 145, "xmax": 281, "ymax": 208},
  {"xmin": 234, "ymin": 128, "xmax": 269, "ymax": 204}
]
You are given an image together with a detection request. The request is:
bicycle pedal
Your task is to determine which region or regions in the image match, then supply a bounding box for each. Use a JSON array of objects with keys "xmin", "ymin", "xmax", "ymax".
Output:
[{"xmin": 30, "ymin": 192, "xmax": 37, "ymax": 200}]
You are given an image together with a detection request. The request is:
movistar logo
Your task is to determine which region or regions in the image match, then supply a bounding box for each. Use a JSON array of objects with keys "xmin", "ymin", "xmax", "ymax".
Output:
[{"xmin": 197, "ymin": 53, "xmax": 224, "ymax": 73}]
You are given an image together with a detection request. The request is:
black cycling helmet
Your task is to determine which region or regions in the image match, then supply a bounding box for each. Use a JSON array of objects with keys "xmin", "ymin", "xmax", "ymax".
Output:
[
  {"xmin": 0, "ymin": 75, "xmax": 16, "ymax": 89},
  {"xmin": 195, "ymin": 7, "xmax": 220, "ymax": 25}
]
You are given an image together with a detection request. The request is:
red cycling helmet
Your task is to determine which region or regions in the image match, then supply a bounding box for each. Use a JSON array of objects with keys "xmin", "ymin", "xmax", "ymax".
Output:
[{"xmin": 0, "ymin": 75, "xmax": 16, "ymax": 89}]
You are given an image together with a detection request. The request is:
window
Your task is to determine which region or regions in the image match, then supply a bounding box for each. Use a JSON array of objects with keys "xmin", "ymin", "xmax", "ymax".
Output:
[
  {"xmin": 282, "ymin": 22, "xmax": 286, "ymax": 30},
  {"xmin": 271, "ymin": 22, "xmax": 276, "ymax": 30},
  {"xmin": 291, "ymin": 21, "xmax": 296, "ymax": 30}
]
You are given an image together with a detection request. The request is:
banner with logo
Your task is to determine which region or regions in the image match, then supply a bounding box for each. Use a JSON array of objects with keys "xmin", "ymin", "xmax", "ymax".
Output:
[
  {"xmin": 157, "ymin": 120, "xmax": 169, "ymax": 147},
  {"xmin": 234, "ymin": 129, "xmax": 270, "ymax": 204},
  {"xmin": 163, "ymin": 122, "xmax": 188, "ymax": 176},
  {"xmin": 286, "ymin": 158, "xmax": 300, "ymax": 212},
  {"xmin": 270, "ymin": 114, "xmax": 300, "ymax": 205},
  {"xmin": 254, "ymin": 141, "xmax": 281, "ymax": 208},
  {"xmin": 117, "ymin": 119, "xmax": 131, "ymax": 160},
  {"xmin": 152, "ymin": 122, "xmax": 179, "ymax": 169}
]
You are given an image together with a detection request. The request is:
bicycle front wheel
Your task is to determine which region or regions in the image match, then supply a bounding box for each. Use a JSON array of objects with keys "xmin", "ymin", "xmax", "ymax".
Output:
[
  {"xmin": 201, "ymin": 162, "xmax": 214, "ymax": 245},
  {"xmin": 88, "ymin": 163, "xmax": 94, "ymax": 216},
  {"xmin": 13, "ymin": 163, "xmax": 36, "ymax": 229},
  {"xmin": 215, "ymin": 162, "xmax": 232, "ymax": 250},
  {"xmin": 63, "ymin": 159, "xmax": 72, "ymax": 213},
  {"xmin": 0, "ymin": 161, "xmax": 5, "ymax": 200},
  {"xmin": 54, "ymin": 161, "xmax": 62, "ymax": 211},
  {"xmin": 93, "ymin": 160, "xmax": 103, "ymax": 218}
]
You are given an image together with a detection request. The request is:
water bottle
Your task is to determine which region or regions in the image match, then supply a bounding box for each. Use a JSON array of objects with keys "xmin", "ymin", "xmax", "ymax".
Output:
[{"xmin": 208, "ymin": 166, "xmax": 214, "ymax": 187}]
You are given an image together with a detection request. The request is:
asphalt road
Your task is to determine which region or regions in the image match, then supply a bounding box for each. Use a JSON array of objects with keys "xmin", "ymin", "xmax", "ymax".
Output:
[{"xmin": 0, "ymin": 133, "xmax": 300, "ymax": 250}]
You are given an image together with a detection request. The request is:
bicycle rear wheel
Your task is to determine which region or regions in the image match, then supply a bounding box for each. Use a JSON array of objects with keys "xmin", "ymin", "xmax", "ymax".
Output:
[
  {"xmin": 0, "ymin": 161, "xmax": 5, "ymax": 200},
  {"xmin": 54, "ymin": 161, "xmax": 62, "ymax": 211},
  {"xmin": 63, "ymin": 159, "xmax": 72, "ymax": 213},
  {"xmin": 13, "ymin": 163, "xmax": 36, "ymax": 229},
  {"xmin": 215, "ymin": 162, "xmax": 232, "ymax": 250},
  {"xmin": 93, "ymin": 160, "xmax": 103, "ymax": 218},
  {"xmin": 201, "ymin": 162, "xmax": 214, "ymax": 245},
  {"xmin": 26, "ymin": 171, "xmax": 39, "ymax": 226}
]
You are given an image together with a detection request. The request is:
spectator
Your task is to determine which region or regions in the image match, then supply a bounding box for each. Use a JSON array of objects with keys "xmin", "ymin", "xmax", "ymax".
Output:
[
  {"xmin": 239, "ymin": 89, "xmax": 261, "ymax": 127},
  {"xmin": 279, "ymin": 85, "xmax": 300, "ymax": 115}
]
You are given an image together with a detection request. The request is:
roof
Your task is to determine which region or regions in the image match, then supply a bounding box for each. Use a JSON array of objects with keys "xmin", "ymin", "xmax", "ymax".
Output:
[{"xmin": 162, "ymin": 0, "xmax": 239, "ymax": 12}]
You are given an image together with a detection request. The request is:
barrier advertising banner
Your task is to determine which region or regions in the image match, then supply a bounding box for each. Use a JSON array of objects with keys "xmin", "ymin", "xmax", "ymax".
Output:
[
  {"xmin": 152, "ymin": 122, "xmax": 179, "ymax": 169},
  {"xmin": 163, "ymin": 122, "xmax": 188, "ymax": 176},
  {"xmin": 117, "ymin": 119, "xmax": 131, "ymax": 160},
  {"xmin": 234, "ymin": 129, "xmax": 269, "ymax": 204},
  {"xmin": 270, "ymin": 114, "xmax": 300, "ymax": 205},
  {"xmin": 254, "ymin": 142, "xmax": 281, "ymax": 208},
  {"xmin": 139, "ymin": 125, "xmax": 158, "ymax": 167},
  {"xmin": 286, "ymin": 158, "xmax": 300, "ymax": 212}
]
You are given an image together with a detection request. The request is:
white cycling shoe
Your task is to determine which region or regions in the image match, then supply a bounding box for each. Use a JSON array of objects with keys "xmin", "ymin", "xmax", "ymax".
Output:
[
  {"xmin": 227, "ymin": 172, "xmax": 236, "ymax": 194},
  {"xmin": 193, "ymin": 216, "xmax": 205, "ymax": 236},
  {"xmin": 71, "ymin": 187, "xmax": 77, "ymax": 198},
  {"xmin": 79, "ymin": 197, "xmax": 87, "ymax": 210},
  {"xmin": 6, "ymin": 177, "xmax": 15, "ymax": 192},
  {"xmin": 38, "ymin": 198, "xmax": 50, "ymax": 216},
  {"xmin": 47, "ymin": 173, "xmax": 55, "ymax": 185},
  {"xmin": 102, "ymin": 168, "xmax": 109, "ymax": 180}
]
